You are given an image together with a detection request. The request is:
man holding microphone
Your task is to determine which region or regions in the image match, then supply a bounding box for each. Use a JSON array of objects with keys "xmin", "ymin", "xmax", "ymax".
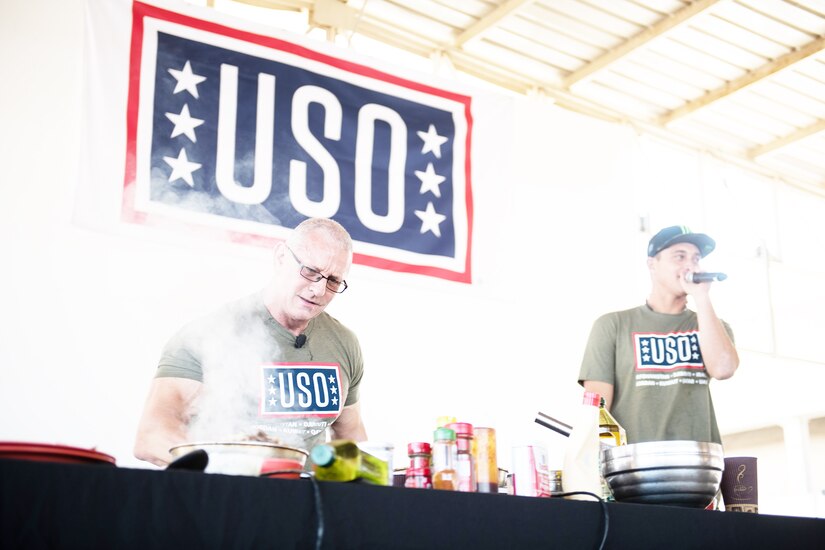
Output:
[{"xmin": 578, "ymin": 225, "xmax": 739, "ymax": 444}]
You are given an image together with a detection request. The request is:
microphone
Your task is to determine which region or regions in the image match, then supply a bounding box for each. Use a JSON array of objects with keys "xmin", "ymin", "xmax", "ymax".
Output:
[
  {"xmin": 294, "ymin": 334, "xmax": 307, "ymax": 348},
  {"xmin": 686, "ymin": 272, "xmax": 727, "ymax": 283}
]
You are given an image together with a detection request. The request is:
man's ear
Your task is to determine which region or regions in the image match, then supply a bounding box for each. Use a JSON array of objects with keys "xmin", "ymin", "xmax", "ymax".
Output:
[{"xmin": 273, "ymin": 242, "xmax": 287, "ymax": 266}]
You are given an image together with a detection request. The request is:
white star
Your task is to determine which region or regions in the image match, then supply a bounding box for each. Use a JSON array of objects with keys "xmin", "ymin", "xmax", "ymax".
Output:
[
  {"xmin": 328, "ymin": 375, "xmax": 335, "ymax": 384},
  {"xmin": 417, "ymin": 124, "xmax": 448, "ymax": 158},
  {"xmin": 332, "ymin": 397, "xmax": 338, "ymax": 406},
  {"xmin": 163, "ymin": 148, "xmax": 201, "ymax": 187},
  {"xmin": 414, "ymin": 202, "xmax": 447, "ymax": 237},
  {"xmin": 168, "ymin": 60, "xmax": 206, "ymax": 99},
  {"xmin": 330, "ymin": 386, "xmax": 338, "ymax": 395},
  {"xmin": 165, "ymin": 104, "xmax": 204, "ymax": 143},
  {"xmin": 269, "ymin": 398, "xmax": 277, "ymax": 406},
  {"xmin": 415, "ymin": 163, "xmax": 446, "ymax": 197},
  {"xmin": 268, "ymin": 386, "xmax": 277, "ymax": 395},
  {"xmin": 268, "ymin": 374, "xmax": 275, "ymax": 384}
]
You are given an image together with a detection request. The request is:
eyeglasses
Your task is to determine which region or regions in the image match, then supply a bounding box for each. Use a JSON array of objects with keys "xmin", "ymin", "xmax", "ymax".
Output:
[{"xmin": 286, "ymin": 246, "xmax": 348, "ymax": 294}]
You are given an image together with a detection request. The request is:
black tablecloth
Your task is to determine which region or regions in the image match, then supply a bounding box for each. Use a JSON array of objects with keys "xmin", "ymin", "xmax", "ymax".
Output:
[{"xmin": 2, "ymin": 458, "xmax": 824, "ymax": 549}]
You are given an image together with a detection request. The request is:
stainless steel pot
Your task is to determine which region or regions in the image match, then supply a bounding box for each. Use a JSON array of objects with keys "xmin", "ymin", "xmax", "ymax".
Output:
[
  {"xmin": 601, "ymin": 440, "xmax": 724, "ymax": 508},
  {"xmin": 170, "ymin": 441, "xmax": 309, "ymax": 476}
]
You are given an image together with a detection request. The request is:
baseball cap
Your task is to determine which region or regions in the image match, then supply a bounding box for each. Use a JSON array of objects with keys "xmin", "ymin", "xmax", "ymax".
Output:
[{"xmin": 647, "ymin": 225, "xmax": 715, "ymax": 257}]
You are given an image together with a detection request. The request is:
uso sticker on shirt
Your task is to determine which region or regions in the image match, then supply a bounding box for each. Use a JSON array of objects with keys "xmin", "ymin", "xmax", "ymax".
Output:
[{"xmin": 260, "ymin": 363, "xmax": 343, "ymax": 418}]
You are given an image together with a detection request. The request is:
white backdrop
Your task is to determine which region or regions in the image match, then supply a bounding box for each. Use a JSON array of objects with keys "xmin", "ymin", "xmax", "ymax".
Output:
[{"xmin": 2, "ymin": 0, "xmax": 825, "ymax": 517}]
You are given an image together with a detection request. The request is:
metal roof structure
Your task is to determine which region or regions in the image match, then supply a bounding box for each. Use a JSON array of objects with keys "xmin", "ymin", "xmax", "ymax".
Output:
[{"xmin": 214, "ymin": 0, "xmax": 825, "ymax": 193}]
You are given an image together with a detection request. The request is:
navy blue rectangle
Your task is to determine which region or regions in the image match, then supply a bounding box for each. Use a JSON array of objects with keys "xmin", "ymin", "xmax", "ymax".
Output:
[
  {"xmin": 151, "ymin": 32, "xmax": 457, "ymax": 257},
  {"xmin": 262, "ymin": 365, "xmax": 342, "ymax": 415}
]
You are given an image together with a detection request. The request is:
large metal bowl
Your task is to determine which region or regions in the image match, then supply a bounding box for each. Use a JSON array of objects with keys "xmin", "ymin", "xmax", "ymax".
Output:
[
  {"xmin": 170, "ymin": 441, "xmax": 309, "ymax": 475},
  {"xmin": 601, "ymin": 440, "xmax": 724, "ymax": 508}
]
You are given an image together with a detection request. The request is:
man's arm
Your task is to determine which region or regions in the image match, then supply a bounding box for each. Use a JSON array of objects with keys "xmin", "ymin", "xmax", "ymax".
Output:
[
  {"xmin": 134, "ymin": 377, "xmax": 201, "ymax": 467},
  {"xmin": 330, "ymin": 401, "xmax": 367, "ymax": 441},
  {"xmin": 579, "ymin": 313, "xmax": 618, "ymax": 410},
  {"xmin": 583, "ymin": 380, "xmax": 615, "ymax": 411},
  {"xmin": 685, "ymin": 280, "xmax": 740, "ymax": 380}
]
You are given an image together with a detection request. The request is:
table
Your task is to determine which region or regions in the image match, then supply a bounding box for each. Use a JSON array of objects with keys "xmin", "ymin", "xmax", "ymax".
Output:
[{"xmin": 2, "ymin": 458, "xmax": 824, "ymax": 549}]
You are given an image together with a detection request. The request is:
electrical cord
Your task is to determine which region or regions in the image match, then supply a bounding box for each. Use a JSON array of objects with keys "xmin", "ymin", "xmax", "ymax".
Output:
[
  {"xmin": 552, "ymin": 491, "xmax": 609, "ymax": 550},
  {"xmin": 301, "ymin": 473, "xmax": 325, "ymax": 550},
  {"xmin": 296, "ymin": 476, "xmax": 607, "ymax": 550}
]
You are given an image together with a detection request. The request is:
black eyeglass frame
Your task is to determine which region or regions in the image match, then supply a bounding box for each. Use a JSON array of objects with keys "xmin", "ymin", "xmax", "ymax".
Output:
[{"xmin": 286, "ymin": 246, "xmax": 348, "ymax": 294}]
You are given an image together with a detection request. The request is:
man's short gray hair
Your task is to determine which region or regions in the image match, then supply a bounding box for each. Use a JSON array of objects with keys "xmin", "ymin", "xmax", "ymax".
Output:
[{"xmin": 287, "ymin": 217, "xmax": 353, "ymax": 254}]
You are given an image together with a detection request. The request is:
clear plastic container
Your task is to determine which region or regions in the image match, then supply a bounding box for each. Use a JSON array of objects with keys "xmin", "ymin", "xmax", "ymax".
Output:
[
  {"xmin": 474, "ymin": 427, "xmax": 498, "ymax": 494},
  {"xmin": 431, "ymin": 427, "xmax": 458, "ymax": 491}
]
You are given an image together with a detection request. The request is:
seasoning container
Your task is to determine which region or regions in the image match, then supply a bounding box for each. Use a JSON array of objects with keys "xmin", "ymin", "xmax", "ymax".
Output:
[
  {"xmin": 405, "ymin": 442, "xmax": 433, "ymax": 489},
  {"xmin": 431, "ymin": 427, "xmax": 458, "ymax": 491},
  {"xmin": 474, "ymin": 427, "xmax": 499, "ymax": 494},
  {"xmin": 548, "ymin": 469, "xmax": 564, "ymax": 496},
  {"xmin": 446, "ymin": 422, "xmax": 477, "ymax": 492}
]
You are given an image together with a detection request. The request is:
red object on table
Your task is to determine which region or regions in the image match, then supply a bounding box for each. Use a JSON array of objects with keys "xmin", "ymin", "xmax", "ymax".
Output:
[{"xmin": 0, "ymin": 441, "xmax": 116, "ymax": 466}]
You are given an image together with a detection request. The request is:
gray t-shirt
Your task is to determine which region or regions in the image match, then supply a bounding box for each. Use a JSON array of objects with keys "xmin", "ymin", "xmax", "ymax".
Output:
[
  {"xmin": 578, "ymin": 304, "xmax": 734, "ymax": 444},
  {"xmin": 156, "ymin": 292, "xmax": 364, "ymax": 451}
]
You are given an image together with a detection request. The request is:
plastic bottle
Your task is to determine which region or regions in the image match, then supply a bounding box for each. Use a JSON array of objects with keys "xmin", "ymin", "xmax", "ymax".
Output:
[
  {"xmin": 473, "ymin": 427, "xmax": 499, "ymax": 493},
  {"xmin": 310, "ymin": 439, "xmax": 389, "ymax": 485},
  {"xmin": 446, "ymin": 422, "xmax": 477, "ymax": 492},
  {"xmin": 597, "ymin": 396, "xmax": 627, "ymax": 501},
  {"xmin": 598, "ymin": 397, "xmax": 627, "ymax": 447},
  {"xmin": 431, "ymin": 427, "xmax": 458, "ymax": 491},
  {"xmin": 562, "ymin": 390, "xmax": 602, "ymax": 500},
  {"xmin": 404, "ymin": 442, "xmax": 433, "ymax": 489}
]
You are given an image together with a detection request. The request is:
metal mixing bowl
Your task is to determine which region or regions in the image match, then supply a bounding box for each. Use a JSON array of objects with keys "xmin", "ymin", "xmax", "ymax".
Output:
[
  {"xmin": 601, "ymin": 440, "xmax": 724, "ymax": 508},
  {"xmin": 170, "ymin": 441, "xmax": 309, "ymax": 475}
]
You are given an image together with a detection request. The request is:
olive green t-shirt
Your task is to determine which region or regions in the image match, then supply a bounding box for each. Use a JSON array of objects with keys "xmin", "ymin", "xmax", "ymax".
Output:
[
  {"xmin": 156, "ymin": 292, "xmax": 364, "ymax": 451},
  {"xmin": 578, "ymin": 305, "xmax": 734, "ymax": 444}
]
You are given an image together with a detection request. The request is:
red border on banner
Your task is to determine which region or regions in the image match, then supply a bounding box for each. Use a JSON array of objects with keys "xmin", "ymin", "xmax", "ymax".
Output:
[{"xmin": 123, "ymin": 1, "xmax": 473, "ymax": 283}]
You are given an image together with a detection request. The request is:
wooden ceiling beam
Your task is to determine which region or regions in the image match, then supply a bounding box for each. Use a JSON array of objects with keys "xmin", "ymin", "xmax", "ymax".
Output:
[
  {"xmin": 749, "ymin": 118, "xmax": 825, "ymax": 158},
  {"xmin": 454, "ymin": 0, "xmax": 535, "ymax": 47},
  {"xmin": 562, "ymin": 0, "xmax": 721, "ymax": 88},
  {"xmin": 659, "ymin": 35, "xmax": 825, "ymax": 126}
]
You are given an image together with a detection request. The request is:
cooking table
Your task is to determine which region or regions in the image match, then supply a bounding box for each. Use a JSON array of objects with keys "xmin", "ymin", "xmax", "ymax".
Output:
[{"xmin": 2, "ymin": 458, "xmax": 824, "ymax": 549}]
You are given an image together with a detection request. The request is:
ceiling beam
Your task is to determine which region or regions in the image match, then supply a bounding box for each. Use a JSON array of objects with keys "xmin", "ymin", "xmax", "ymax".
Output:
[
  {"xmin": 749, "ymin": 118, "xmax": 825, "ymax": 158},
  {"xmin": 230, "ymin": 0, "xmax": 311, "ymax": 10},
  {"xmin": 562, "ymin": 0, "xmax": 721, "ymax": 88},
  {"xmin": 659, "ymin": 34, "xmax": 825, "ymax": 126},
  {"xmin": 454, "ymin": 0, "xmax": 535, "ymax": 47}
]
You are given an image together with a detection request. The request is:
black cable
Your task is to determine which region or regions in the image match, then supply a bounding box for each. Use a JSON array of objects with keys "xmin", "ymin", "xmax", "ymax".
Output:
[
  {"xmin": 301, "ymin": 473, "xmax": 325, "ymax": 550},
  {"xmin": 552, "ymin": 491, "xmax": 609, "ymax": 550}
]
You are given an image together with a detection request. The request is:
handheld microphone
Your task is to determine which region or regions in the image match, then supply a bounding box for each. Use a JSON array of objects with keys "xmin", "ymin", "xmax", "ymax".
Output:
[
  {"xmin": 686, "ymin": 272, "xmax": 727, "ymax": 283},
  {"xmin": 295, "ymin": 334, "xmax": 307, "ymax": 348}
]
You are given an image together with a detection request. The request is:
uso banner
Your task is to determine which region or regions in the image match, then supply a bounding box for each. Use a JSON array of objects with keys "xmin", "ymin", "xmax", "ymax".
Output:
[{"xmin": 123, "ymin": 1, "xmax": 473, "ymax": 283}]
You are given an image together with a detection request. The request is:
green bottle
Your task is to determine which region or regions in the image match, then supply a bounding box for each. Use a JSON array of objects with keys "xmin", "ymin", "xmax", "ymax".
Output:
[{"xmin": 310, "ymin": 440, "xmax": 389, "ymax": 485}]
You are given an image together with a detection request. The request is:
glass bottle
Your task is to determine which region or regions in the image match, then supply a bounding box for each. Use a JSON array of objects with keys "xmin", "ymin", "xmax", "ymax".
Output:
[
  {"xmin": 431, "ymin": 427, "xmax": 458, "ymax": 491},
  {"xmin": 473, "ymin": 426, "xmax": 499, "ymax": 493},
  {"xmin": 446, "ymin": 422, "xmax": 477, "ymax": 492},
  {"xmin": 598, "ymin": 396, "xmax": 627, "ymax": 501},
  {"xmin": 598, "ymin": 397, "xmax": 627, "ymax": 447},
  {"xmin": 310, "ymin": 439, "xmax": 389, "ymax": 485},
  {"xmin": 404, "ymin": 442, "xmax": 433, "ymax": 489}
]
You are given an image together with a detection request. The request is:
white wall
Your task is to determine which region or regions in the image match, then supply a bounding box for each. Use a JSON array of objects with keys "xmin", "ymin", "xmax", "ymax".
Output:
[{"xmin": 2, "ymin": 0, "xmax": 824, "ymax": 517}]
